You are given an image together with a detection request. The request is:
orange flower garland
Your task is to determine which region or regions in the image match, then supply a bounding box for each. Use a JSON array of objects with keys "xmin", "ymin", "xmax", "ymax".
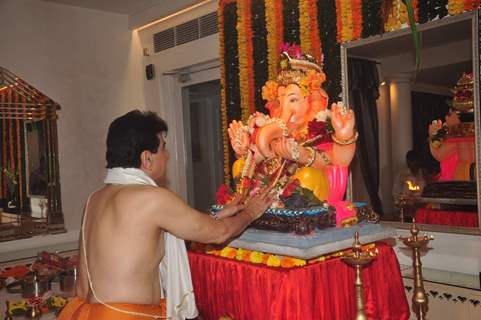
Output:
[
  {"xmin": 1, "ymin": 91, "xmax": 6, "ymax": 198},
  {"xmin": 384, "ymin": 0, "xmax": 401, "ymax": 32},
  {"xmin": 299, "ymin": 0, "xmax": 312, "ymax": 54},
  {"xmin": 342, "ymin": 0, "xmax": 354, "ymax": 42},
  {"xmin": 351, "ymin": 0, "xmax": 362, "ymax": 40},
  {"xmin": 308, "ymin": 0, "xmax": 322, "ymax": 62},
  {"xmin": 265, "ymin": 0, "xmax": 284, "ymax": 81},
  {"xmin": 464, "ymin": 0, "xmax": 481, "ymax": 11},
  {"xmin": 236, "ymin": 0, "xmax": 251, "ymax": 122},
  {"xmin": 218, "ymin": 1, "xmax": 231, "ymax": 185},
  {"xmin": 244, "ymin": 1, "xmax": 256, "ymax": 115},
  {"xmin": 205, "ymin": 244, "xmax": 376, "ymax": 269},
  {"xmin": 335, "ymin": 0, "xmax": 343, "ymax": 43}
]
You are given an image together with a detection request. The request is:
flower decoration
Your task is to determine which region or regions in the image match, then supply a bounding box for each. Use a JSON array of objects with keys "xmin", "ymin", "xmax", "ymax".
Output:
[
  {"xmin": 249, "ymin": 251, "xmax": 264, "ymax": 264},
  {"xmin": 261, "ymin": 80, "xmax": 279, "ymax": 102},
  {"xmin": 220, "ymin": 247, "xmax": 237, "ymax": 259},
  {"xmin": 216, "ymin": 184, "xmax": 234, "ymax": 205},
  {"xmin": 282, "ymin": 179, "xmax": 300, "ymax": 197},
  {"xmin": 299, "ymin": 69, "xmax": 326, "ymax": 96},
  {"xmin": 280, "ymin": 43, "xmax": 303, "ymax": 59},
  {"xmin": 266, "ymin": 254, "xmax": 281, "ymax": 267},
  {"xmin": 307, "ymin": 119, "xmax": 333, "ymax": 145}
]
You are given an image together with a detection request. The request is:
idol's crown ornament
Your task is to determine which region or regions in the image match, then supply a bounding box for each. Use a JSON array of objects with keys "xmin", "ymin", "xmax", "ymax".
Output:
[{"xmin": 263, "ymin": 43, "xmax": 326, "ymax": 101}]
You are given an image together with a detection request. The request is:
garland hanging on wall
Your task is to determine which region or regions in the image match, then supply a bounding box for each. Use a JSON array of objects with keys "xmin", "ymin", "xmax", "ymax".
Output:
[{"xmin": 218, "ymin": 0, "xmax": 480, "ymax": 182}]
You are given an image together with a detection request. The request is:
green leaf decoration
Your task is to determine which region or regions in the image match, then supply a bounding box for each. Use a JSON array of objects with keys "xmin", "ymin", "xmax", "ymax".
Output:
[{"xmin": 402, "ymin": 0, "xmax": 422, "ymax": 79}]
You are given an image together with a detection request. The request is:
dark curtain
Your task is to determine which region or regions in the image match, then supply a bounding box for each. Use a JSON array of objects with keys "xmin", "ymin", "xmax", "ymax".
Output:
[
  {"xmin": 411, "ymin": 91, "xmax": 450, "ymax": 175},
  {"xmin": 348, "ymin": 58, "xmax": 383, "ymax": 215}
]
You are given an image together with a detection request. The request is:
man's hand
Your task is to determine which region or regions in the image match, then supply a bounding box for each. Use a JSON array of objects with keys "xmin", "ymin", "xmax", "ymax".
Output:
[
  {"xmin": 215, "ymin": 194, "xmax": 246, "ymax": 219},
  {"xmin": 242, "ymin": 184, "xmax": 276, "ymax": 221}
]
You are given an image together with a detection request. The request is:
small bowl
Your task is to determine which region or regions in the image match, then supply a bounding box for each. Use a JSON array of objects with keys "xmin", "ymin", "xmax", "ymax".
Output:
[{"xmin": 59, "ymin": 268, "xmax": 77, "ymax": 292}]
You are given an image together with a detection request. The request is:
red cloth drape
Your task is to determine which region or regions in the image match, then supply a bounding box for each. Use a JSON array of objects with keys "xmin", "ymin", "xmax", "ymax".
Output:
[
  {"xmin": 188, "ymin": 242, "xmax": 409, "ymax": 320},
  {"xmin": 415, "ymin": 208, "xmax": 479, "ymax": 227}
]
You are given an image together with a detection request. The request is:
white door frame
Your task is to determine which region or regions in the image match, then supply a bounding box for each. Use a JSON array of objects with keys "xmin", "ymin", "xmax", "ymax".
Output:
[{"xmin": 159, "ymin": 60, "xmax": 220, "ymax": 201}]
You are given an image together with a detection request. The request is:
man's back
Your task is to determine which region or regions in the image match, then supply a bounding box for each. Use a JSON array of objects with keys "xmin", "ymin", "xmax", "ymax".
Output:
[{"xmin": 77, "ymin": 184, "xmax": 165, "ymax": 305}]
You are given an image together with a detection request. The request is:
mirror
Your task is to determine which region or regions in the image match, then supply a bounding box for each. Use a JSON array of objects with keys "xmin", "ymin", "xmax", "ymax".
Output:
[
  {"xmin": 0, "ymin": 67, "xmax": 65, "ymax": 241},
  {"xmin": 341, "ymin": 11, "xmax": 480, "ymax": 231}
]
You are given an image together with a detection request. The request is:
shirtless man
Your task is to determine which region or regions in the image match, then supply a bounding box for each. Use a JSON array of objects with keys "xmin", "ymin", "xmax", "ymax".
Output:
[{"xmin": 58, "ymin": 110, "xmax": 273, "ymax": 320}]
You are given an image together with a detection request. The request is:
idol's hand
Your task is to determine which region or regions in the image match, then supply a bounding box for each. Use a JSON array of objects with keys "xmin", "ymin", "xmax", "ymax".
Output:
[
  {"xmin": 247, "ymin": 111, "xmax": 269, "ymax": 128},
  {"xmin": 271, "ymin": 137, "xmax": 300, "ymax": 162},
  {"xmin": 331, "ymin": 103, "xmax": 355, "ymax": 141},
  {"xmin": 228, "ymin": 120, "xmax": 250, "ymax": 157},
  {"xmin": 428, "ymin": 119, "xmax": 443, "ymax": 138}
]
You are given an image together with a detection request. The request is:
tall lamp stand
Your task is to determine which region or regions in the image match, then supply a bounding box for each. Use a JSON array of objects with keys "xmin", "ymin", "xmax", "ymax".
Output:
[
  {"xmin": 341, "ymin": 231, "xmax": 377, "ymax": 320},
  {"xmin": 399, "ymin": 219, "xmax": 434, "ymax": 320}
]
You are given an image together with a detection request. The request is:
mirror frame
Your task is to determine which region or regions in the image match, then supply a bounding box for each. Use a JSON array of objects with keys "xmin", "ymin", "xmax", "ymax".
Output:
[
  {"xmin": 340, "ymin": 11, "xmax": 481, "ymax": 235},
  {"xmin": 0, "ymin": 67, "xmax": 65, "ymax": 240}
]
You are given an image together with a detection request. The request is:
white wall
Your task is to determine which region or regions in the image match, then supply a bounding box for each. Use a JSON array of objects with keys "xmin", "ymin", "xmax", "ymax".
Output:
[
  {"xmin": 0, "ymin": 0, "xmax": 146, "ymax": 233},
  {"xmin": 138, "ymin": 0, "xmax": 219, "ymax": 199}
]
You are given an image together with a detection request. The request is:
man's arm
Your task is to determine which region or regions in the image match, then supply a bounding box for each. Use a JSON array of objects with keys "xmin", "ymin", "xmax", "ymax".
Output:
[{"xmin": 144, "ymin": 187, "xmax": 273, "ymax": 244}]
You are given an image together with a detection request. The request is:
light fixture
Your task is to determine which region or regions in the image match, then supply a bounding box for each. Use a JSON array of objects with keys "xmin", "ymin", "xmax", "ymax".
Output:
[{"xmin": 380, "ymin": 81, "xmax": 387, "ymax": 86}]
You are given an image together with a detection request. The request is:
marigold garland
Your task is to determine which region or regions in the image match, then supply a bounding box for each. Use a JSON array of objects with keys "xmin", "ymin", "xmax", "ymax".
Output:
[
  {"xmin": 448, "ymin": 0, "xmax": 463, "ymax": 15},
  {"xmin": 236, "ymin": 0, "xmax": 252, "ymax": 122},
  {"xmin": 337, "ymin": 0, "xmax": 354, "ymax": 42},
  {"xmin": 351, "ymin": 0, "xmax": 363, "ymax": 39},
  {"xmin": 1, "ymin": 91, "xmax": 6, "ymax": 198},
  {"xmin": 218, "ymin": 2, "xmax": 231, "ymax": 185},
  {"xmin": 299, "ymin": 0, "xmax": 311, "ymax": 53},
  {"xmin": 308, "ymin": 0, "xmax": 322, "ymax": 62},
  {"xmin": 265, "ymin": 0, "xmax": 284, "ymax": 81},
  {"xmin": 335, "ymin": 0, "xmax": 343, "ymax": 43},
  {"xmin": 464, "ymin": 0, "xmax": 480, "ymax": 11},
  {"xmin": 385, "ymin": 0, "xmax": 401, "ymax": 31},
  {"xmin": 244, "ymin": 1, "xmax": 256, "ymax": 115},
  {"xmin": 205, "ymin": 244, "xmax": 376, "ymax": 269}
]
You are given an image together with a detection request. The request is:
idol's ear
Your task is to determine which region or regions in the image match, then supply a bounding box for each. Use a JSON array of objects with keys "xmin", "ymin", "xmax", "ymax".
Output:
[
  {"xmin": 311, "ymin": 89, "xmax": 329, "ymax": 113},
  {"xmin": 140, "ymin": 150, "xmax": 153, "ymax": 171}
]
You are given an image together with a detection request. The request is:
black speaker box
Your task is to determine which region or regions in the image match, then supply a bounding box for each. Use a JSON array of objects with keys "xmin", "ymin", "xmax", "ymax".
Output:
[{"xmin": 146, "ymin": 64, "xmax": 155, "ymax": 80}]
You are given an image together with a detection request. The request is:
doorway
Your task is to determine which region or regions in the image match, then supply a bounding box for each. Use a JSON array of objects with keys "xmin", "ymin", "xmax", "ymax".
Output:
[{"xmin": 182, "ymin": 80, "xmax": 223, "ymax": 212}]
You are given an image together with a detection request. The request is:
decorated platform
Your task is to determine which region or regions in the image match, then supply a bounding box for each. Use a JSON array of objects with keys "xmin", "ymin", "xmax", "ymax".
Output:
[{"xmin": 228, "ymin": 223, "xmax": 395, "ymax": 259}]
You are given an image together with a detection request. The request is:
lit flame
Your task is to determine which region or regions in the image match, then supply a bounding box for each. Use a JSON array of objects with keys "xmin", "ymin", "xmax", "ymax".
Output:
[{"xmin": 406, "ymin": 180, "xmax": 420, "ymax": 191}]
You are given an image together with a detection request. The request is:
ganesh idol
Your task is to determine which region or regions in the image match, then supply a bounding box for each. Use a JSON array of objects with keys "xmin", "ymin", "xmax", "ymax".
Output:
[{"xmin": 218, "ymin": 46, "xmax": 369, "ymax": 234}]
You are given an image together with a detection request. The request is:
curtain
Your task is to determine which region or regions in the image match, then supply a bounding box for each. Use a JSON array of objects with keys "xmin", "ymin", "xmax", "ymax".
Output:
[
  {"xmin": 411, "ymin": 91, "xmax": 450, "ymax": 175},
  {"xmin": 348, "ymin": 58, "xmax": 383, "ymax": 215}
]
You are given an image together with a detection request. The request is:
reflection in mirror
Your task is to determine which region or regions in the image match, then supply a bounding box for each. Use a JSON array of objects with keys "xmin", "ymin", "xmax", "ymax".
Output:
[
  {"xmin": 342, "ymin": 12, "xmax": 479, "ymax": 230},
  {"xmin": 0, "ymin": 67, "xmax": 64, "ymax": 240}
]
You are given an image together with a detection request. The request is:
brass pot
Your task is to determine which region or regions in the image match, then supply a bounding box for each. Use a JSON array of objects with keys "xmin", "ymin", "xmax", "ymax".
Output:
[{"xmin": 6, "ymin": 274, "xmax": 51, "ymax": 298}]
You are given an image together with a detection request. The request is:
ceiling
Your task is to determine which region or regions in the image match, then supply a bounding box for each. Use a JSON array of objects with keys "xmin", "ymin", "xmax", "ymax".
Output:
[{"xmin": 41, "ymin": 0, "xmax": 192, "ymax": 15}]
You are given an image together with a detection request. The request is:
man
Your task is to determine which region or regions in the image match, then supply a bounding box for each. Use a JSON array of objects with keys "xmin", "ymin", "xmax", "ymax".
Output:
[{"xmin": 58, "ymin": 110, "xmax": 273, "ymax": 320}]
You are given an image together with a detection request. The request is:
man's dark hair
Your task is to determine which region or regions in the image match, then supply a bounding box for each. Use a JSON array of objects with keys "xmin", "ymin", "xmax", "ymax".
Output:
[
  {"xmin": 406, "ymin": 150, "xmax": 422, "ymax": 175},
  {"xmin": 106, "ymin": 110, "xmax": 168, "ymax": 168}
]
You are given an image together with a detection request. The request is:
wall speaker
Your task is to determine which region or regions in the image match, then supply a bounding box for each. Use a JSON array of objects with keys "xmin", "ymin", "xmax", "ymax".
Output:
[{"xmin": 146, "ymin": 64, "xmax": 155, "ymax": 80}]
